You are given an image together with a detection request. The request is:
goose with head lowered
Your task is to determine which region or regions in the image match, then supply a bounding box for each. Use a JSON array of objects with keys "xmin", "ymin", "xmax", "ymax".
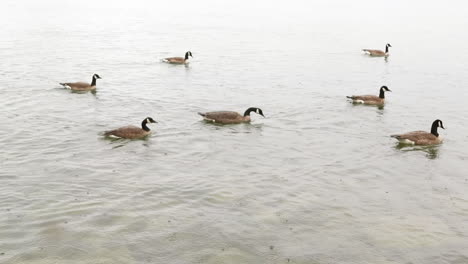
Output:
[
  {"xmin": 163, "ymin": 51, "xmax": 193, "ymax": 64},
  {"xmin": 347, "ymin": 86, "xmax": 391, "ymax": 105},
  {"xmin": 363, "ymin": 43, "xmax": 392, "ymax": 57},
  {"xmin": 391, "ymin": 119, "xmax": 445, "ymax": 145},
  {"xmin": 104, "ymin": 117, "xmax": 157, "ymax": 139},
  {"xmin": 198, "ymin": 107, "xmax": 265, "ymax": 124},
  {"xmin": 60, "ymin": 74, "xmax": 102, "ymax": 91}
]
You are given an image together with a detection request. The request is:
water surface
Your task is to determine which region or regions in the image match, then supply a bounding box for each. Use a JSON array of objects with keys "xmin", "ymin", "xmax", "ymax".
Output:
[{"xmin": 1, "ymin": 0, "xmax": 468, "ymax": 263}]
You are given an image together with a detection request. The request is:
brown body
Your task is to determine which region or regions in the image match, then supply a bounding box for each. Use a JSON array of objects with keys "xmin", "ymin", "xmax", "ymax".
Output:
[
  {"xmin": 347, "ymin": 86, "xmax": 390, "ymax": 105},
  {"xmin": 199, "ymin": 111, "xmax": 251, "ymax": 124},
  {"xmin": 391, "ymin": 119, "xmax": 445, "ymax": 145},
  {"xmin": 104, "ymin": 125, "xmax": 151, "ymax": 139},
  {"xmin": 347, "ymin": 95, "xmax": 384, "ymax": 105},
  {"xmin": 362, "ymin": 49, "xmax": 386, "ymax": 56},
  {"xmin": 363, "ymin": 44, "xmax": 391, "ymax": 57},
  {"xmin": 60, "ymin": 74, "xmax": 101, "ymax": 91},
  {"xmin": 163, "ymin": 51, "xmax": 192, "ymax": 64},
  {"xmin": 104, "ymin": 117, "xmax": 157, "ymax": 139},
  {"xmin": 163, "ymin": 57, "xmax": 186, "ymax": 64},
  {"xmin": 391, "ymin": 131, "xmax": 442, "ymax": 145},
  {"xmin": 198, "ymin": 107, "xmax": 264, "ymax": 124},
  {"xmin": 61, "ymin": 82, "xmax": 96, "ymax": 91}
]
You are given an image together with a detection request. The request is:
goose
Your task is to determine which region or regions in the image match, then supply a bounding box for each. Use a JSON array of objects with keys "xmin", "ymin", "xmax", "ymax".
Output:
[
  {"xmin": 104, "ymin": 117, "xmax": 157, "ymax": 139},
  {"xmin": 391, "ymin": 119, "xmax": 445, "ymax": 145},
  {"xmin": 60, "ymin": 74, "xmax": 102, "ymax": 91},
  {"xmin": 347, "ymin": 86, "xmax": 391, "ymax": 105},
  {"xmin": 163, "ymin": 51, "xmax": 193, "ymax": 64},
  {"xmin": 363, "ymin": 43, "xmax": 392, "ymax": 57},
  {"xmin": 198, "ymin": 107, "xmax": 265, "ymax": 124}
]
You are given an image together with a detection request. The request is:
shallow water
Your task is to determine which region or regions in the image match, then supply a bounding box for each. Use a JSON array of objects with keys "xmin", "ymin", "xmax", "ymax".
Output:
[{"xmin": 1, "ymin": 0, "xmax": 468, "ymax": 263}]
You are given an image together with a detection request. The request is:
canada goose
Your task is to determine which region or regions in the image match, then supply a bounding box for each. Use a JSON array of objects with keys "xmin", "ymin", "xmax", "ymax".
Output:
[
  {"xmin": 104, "ymin": 117, "xmax": 157, "ymax": 139},
  {"xmin": 60, "ymin": 74, "xmax": 102, "ymax": 91},
  {"xmin": 198, "ymin": 107, "xmax": 265, "ymax": 124},
  {"xmin": 391, "ymin": 119, "xmax": 445, "ymax": 145},
  {"xmin": 163, "ymin": 51, "xmax": 193, "ymax": 64},
  {"xmin": 363, "ymin": 43, "xmax": 392, "ymax": 57},
  {"xmin": 347, "ymin": 86, "xmax": 391, "ymax": 105}
]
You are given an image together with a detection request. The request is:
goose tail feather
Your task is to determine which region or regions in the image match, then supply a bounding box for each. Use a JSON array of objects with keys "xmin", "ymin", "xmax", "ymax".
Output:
[{"xmin": 104, "ymin": 130, "xmax": 114, "ymax": 137}]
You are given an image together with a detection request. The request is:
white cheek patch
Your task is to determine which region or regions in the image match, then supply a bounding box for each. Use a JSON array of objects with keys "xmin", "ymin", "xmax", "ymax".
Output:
[{"xmin": 256, "ymin": 109, "xmax": 260, "ymax": 114}]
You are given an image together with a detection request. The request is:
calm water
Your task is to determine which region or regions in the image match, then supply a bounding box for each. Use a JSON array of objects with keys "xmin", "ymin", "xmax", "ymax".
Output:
[{"xmin": 1, "ymin": 0, "xmax": 468, "ymax": 263}]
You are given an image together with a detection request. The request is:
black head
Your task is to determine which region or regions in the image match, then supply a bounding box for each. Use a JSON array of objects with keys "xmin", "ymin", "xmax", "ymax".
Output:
[
  {"xmin": 386, "ymin": 43, "xmax": 392, "ymax": 48},
  {"xmin": 244, "ymin": 107, "xmax": 265, "ymax": 117},
  {"xmin": 93, "ymin": 74, "xmax": 102, "ymax": 79},
  {"xmin": 144, "ymin": 117, "xmax": 157, "ymax": 124},
  {"xmin": 433, "ymin": 119, "xmax": 444, "ymax": 129},
  {"xmin": 185, "ymin": 51, "xmax": 193, "ymax": 58},
  {"xmin": 380, "ymin": 86, "xmax": 391, "ymax": 92}
]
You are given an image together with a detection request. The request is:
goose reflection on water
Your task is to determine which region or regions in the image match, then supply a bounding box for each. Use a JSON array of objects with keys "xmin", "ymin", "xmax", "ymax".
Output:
[{"xmin": 394, "ymin": 144, "xmax": 441, "ymax": 160}]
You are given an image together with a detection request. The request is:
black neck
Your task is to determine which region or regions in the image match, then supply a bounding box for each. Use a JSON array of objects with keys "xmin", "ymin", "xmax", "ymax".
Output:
[
  {"xmin": 91, "ymin": 76, "xmax": 97, "ymax": 86},
  {"xmin": 142, "ymin": 120, "xmax": 150, "ymax": 131},
  {"xmin": 431, "ymin": 123, "xmax": 439, "ymax": 137},
  {"xmin": 385, "ymin": 45, "xmax": 389, "ymax": 53},
  {"xmin": 243, "ymin": 108, "xmax": 255, "ymax": 117},
  {"xmin": 379, "ymin": 89, "xmax": 385, "ymax": 99},
  {"xmin": 185, "ymin": 53, "xmax": 189, "ymax": 60}
]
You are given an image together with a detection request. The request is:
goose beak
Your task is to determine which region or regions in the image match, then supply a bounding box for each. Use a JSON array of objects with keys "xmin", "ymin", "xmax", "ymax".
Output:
[{"xmin": 261, "ymin": 114, "xmax": 265, "ymax": 118}]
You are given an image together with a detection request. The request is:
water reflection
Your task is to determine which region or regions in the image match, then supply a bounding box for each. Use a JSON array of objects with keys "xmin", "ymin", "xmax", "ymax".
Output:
[
  {"xmin": 394, "ymin": 143, "xmax": 440, "ymax": 159},
  {"xmin": 66, "ymin": 88, "xmax": 98, "ymax": 96},
  {"xmin": 198, "ymin": 120, "xmax": 265, "ymax": 134},
  {"xmin": 230, "ymin": 123, "xmax": 264, "ymax": 134},
  {"xmin": 350, "ymin": 102, "xmax": 385, "ymax": 111},
  {"xmin": 99, "ymin": 133, "xmax": 153, "ymax": 149}
]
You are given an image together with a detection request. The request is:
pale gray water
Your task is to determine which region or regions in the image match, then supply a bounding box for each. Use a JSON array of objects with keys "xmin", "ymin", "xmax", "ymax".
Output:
[{"xmin": 1, "ymin": 0, "xmax": 468, "ymax": 263}]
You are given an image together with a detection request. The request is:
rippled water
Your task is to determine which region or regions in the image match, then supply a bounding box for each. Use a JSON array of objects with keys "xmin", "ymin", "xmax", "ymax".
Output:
[{"xmin": 2, "ymin": 0, "xmax": 468, "ymax": 263}]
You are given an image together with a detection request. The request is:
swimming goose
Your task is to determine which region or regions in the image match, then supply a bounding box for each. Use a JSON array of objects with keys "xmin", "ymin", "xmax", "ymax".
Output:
[
  {"xmin": 163, "ymin": 51, "xmax": 193, "ymax": 64},
  {"xmin": 198, "ymin": 107, "xmax": 265, "ymax": 124},
  {"xmin": 391, "ymin": 119, "xmax": 445, "ymax": 145},
  {"xmin": 104, "ymin": 117, "xmax": 157, "ymax": 139},
  {"xmin": 363, "ymin": 43, "xmax": 392, "ymax": 57},
  {"xmin": 347, "ymin": 86, "xmax": 391, "ymax": 105},
  {"xmin": 60, "ymin": 74, "xmax": 102, "ymax": 91}
]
